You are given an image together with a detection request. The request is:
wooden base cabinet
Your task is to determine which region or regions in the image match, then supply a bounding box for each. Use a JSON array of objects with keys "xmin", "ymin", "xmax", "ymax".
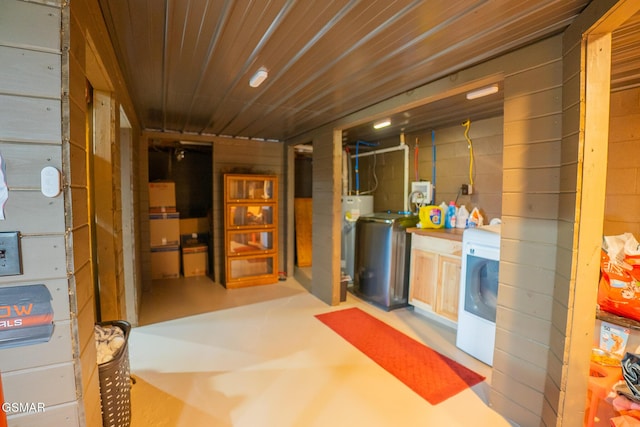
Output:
[
  {"xmin": 224, "ymin": 174, "xmax": 278, "ymax": 288},
  {"xmin": 408, "ymin": 233, "xmax": 462, "ymax": 328}
]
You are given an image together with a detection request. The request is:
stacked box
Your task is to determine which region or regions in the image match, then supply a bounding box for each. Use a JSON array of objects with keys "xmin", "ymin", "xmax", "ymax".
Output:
[
  {"xmin": 179, "ymin": 216, "xmax": 209, "ymax": 246},
  {"xmin": 149, "ymin": 181, "xmax": 177, "ymax": 213},
  {"xmin": 182, "ymin": 244, "xmax": 208, "ymax": 277},
  {"xmin": 150, "ymin": 212, "xmax": 180, "ymax": 247},
  {"xmin": 149, "ymin": 181, "xmax": 180, "ymax": 278},
  {"xmin": 180, "ymin": 232, "xmax": 209, "ymax": 246},
  {"xmin": 151, "ymin": 245, "xmax": 180, "ymax": 279},
  {"xmin": 179, "ymin": 217, "xmax": 209, "ymax": 235}
]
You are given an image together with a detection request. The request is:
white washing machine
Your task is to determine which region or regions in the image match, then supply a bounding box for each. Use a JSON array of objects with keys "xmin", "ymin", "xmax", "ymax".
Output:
[{"xmin": 456, "ymin": 224, "xmax": 501, "ymax": 366}]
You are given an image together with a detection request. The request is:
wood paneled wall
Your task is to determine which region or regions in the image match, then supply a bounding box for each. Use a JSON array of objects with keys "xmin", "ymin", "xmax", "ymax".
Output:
[
  {"xmin": 605, "ymin": 87, "xmax": 640, "ymax": 236},
  {"xmin": 310, "ymin": 130, "xmax": 342, "ymax": 304},
  {"xmin": 68, "ymin": 5, "xmax": 103, "ymax": 427},
  {"xmin": 353, "ymin": 146, "xmax": 408, "ymax": 211},
  {"xmin": 2, "ymin": 0, "xmax": 144, "ymax": 425},
  {"xmin": 93, "ymin": 90, "xmax": 126, "ymax": 322},
  {"xmin": 494, "ymin": 43, "xmax": 564, "ymax": 426},
  {"xmin": 0, "ymin": 1, "xmax": 90, "ymax": 426}
]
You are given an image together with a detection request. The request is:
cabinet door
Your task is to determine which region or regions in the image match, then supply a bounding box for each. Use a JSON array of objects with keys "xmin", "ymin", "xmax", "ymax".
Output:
[
  {"xmin": 436, "ymin": 255, "xmax": 461, "ymax": 322},
  {"xmin": 226, "ymin": 175, "xmax": 276, "ymax": 201},
  {"xmin": 227, "ymin": 254, "xmax": 276, "ymax": 286},
  {"xmin": 226, "ymin": 204, "xmax": 274, "ymax": 229},
  {"xmin": 409, "ymin": 248, "xmax": 438, "ymax": 309},
  {"xmin": 227, "ymin": 229, "xmax": 275, "ymax": 254}
]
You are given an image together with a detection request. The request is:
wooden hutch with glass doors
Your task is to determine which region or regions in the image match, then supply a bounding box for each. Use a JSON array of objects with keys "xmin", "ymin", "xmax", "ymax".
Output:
[{"xmin": 223, "ymin": 174, "xmax": 278, "ymax": 288}]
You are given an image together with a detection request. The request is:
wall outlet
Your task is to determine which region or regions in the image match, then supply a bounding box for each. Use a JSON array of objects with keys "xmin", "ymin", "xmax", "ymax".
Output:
[
  {"xmin": 0, "ymin": 231, "xmax": 22, "ymax": 276},
  {"xmin": 461, "ymin": 184, "xmax": 473, "ymax": 195}
]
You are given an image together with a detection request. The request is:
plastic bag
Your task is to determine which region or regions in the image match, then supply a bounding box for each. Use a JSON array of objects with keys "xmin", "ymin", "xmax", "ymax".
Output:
[
  {"xmin": 598, "ymin": 233, "xmax": 640, "ymax": 321},
  {"xmin": 467, "ymin": 207, "xmax": 484, "ymax": 228},
  {"xmin": 623, "ymin": 353, "xmax": 640, "ymax": 400}
]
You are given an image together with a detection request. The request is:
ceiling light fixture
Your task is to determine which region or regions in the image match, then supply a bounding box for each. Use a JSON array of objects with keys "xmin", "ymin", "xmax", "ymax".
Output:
[
  {"xmin": 249, "ymin": 67, "xmax": 268, "ymax": 88},
  {"xmin": 373, "ymin": 119, "xmax": 391, "ymax": 129},
  {"xmin": 466, "ymin": 84, "xmax": 499, "ymax": 100}
]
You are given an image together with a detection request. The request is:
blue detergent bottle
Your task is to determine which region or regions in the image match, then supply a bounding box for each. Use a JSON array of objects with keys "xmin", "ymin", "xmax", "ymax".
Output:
[{"xmin": 445, "ymin": 201, "xmax": 457, "ymax": 229}]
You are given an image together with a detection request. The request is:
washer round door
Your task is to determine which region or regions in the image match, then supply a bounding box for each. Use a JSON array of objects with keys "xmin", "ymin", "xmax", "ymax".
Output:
[{"xmin": 463, "ymin": 254, "xmax": 499, "ymax": 322}]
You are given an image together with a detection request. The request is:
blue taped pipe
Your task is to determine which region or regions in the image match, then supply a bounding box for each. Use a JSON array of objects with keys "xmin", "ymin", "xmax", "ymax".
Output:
[{"xmin": 431, "ymin": 130, "xmax": 436, "ymax": 202}]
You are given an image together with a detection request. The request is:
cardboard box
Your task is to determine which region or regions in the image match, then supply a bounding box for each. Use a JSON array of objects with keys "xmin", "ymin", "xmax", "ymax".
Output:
[
  {"xmin": 182, "ymin": 244, "xmax": 208, "ymax": 277},
  {"xmin": 151, "ymin": 245, "xmax": 180, "ymax": 279},
  {"xmin": 150, "ymin": 213, "xmax": 180, "ymax": 246},
  {"xmin": 180, "ymin": 232, "xmax": 209, "ymax": 246},
  {"xmin": 149, "ymin": 181, "xmax": 176, "ymax": 213},
  {"xmin": 179, "ymin": 217, "xmax": 209, "ymax": 235}
]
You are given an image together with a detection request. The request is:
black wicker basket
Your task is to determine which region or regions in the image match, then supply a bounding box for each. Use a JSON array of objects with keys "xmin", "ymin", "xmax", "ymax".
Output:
[{"xmin": 97, "ymin": 320, "xmax": 132, "ymax": 427}]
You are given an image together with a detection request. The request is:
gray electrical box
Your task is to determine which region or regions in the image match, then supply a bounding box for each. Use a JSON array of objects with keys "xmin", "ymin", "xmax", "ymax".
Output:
[{"xmin": 0, "ymin": 231, "xmax": 22, "ymax": 276}]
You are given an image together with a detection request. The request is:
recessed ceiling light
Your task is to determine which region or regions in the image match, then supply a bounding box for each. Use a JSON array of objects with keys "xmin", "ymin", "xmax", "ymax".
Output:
[
  {"xmin": 373, "ymin": 119, "xmax": 391, "ymax": 129},
  {"xmin": 466, "ymin": 84, "xmax": 499, "ymax": 100},
  {"xmin": 249, "ymin": 67, "xmax": 268, "ymax": 88}
]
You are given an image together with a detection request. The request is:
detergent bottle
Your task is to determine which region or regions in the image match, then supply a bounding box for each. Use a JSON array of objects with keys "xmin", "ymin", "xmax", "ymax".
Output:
[
  {"xmin": 419, "ymin": 205, "xmax": 444, "ymax": 228},
  {"xmin": 456, "ymin": 204, "xmax": 469, "ymax": 229},
  {"xmin": 445, "ymin": 201, "xmax": 457, "ymax": 229}
]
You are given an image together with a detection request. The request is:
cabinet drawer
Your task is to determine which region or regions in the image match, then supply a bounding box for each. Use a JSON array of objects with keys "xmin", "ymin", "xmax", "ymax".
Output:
[{"xmin": 412, "ymin": 234, "xmax": 462, "ymax": 256}]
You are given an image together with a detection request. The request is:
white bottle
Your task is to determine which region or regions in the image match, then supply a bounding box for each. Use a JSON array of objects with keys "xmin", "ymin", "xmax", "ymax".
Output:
[{"xmin": 456, "ymin": 204, "xmax": 469, "ymax": 228}]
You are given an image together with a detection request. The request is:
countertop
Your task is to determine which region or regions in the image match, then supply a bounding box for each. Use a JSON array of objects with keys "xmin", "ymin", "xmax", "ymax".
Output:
[{"xmin": 406, "ymin": 227, "xmax": 465, "ymax": 242}]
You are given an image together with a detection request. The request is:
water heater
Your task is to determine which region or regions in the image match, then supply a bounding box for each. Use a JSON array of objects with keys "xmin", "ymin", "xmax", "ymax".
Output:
[{"xmin": 341, "ymin": 195, "xmax": 373, "ymax": 282}]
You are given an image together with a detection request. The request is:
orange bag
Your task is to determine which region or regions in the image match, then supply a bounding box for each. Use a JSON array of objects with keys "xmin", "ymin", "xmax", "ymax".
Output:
[{"xmin": 598, "ymin": 249, "xmax": 640, "ymax": 321}]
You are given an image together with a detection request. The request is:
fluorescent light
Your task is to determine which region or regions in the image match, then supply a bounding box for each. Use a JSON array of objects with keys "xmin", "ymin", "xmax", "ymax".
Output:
[
  {"xmin": 466, "ymin": 84, "xmax": 499, "ymax": 100},
  {"xmin": 373, "ymin": 119, "xmax": 391, "ymax": 129},
  {"xmin": 294, "ymin": 144, "xmax": 313, "ymax": 153},
  {"xmin": 249, "ymin": 67, "xmax": 268, "ymax": 88}
]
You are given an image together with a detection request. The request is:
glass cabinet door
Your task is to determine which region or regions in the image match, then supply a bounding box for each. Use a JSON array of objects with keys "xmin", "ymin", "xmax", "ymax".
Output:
[
  {"xmin": 229, "ymin": 255, "xmax": 275, "ymax": 280},
  {"xmin": 227, "ymin": 205, "xmax": 274, "ymax": 228},
  {"xmin": 227, "ymin": 230, "xmax": 274, "ymax": 254},
  {"xmin": 227, "ymin": 176, "xmax": 275, "ymax": 201}
]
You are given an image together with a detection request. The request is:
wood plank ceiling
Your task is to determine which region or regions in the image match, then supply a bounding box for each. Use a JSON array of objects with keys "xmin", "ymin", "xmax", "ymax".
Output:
[{"xmin": 97, "ymin": 1, "xmax": 639, "ymax": 143}]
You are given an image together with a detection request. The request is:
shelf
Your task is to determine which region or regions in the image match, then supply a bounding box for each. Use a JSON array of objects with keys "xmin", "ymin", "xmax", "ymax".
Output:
[
  {"xmin": 597, "ymin": 308, "xmax": 640, "ymax": 331},
  {"xmin": 224, "ymin": 174, "xmax": 278, "ymax": 288}
]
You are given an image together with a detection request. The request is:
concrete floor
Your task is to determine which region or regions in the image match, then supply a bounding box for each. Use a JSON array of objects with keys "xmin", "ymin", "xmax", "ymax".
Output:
[{"xmin": 129, "ymin": 275, "xmax": 513, "ymax": 426}]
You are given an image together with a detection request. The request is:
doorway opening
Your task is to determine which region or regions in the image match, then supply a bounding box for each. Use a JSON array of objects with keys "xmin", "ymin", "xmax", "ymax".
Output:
[
  {"xmin": 148, "ymin": 140, "xmax": 214, "ymax": 281},
  {"xmin": 293, "ymin": 143, "xmax": 312, "ymax": 291}
]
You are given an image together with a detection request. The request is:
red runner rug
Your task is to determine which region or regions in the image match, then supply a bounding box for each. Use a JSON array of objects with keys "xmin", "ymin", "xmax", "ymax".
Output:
[{"xmin": 315, "ymin": 307, "xmax": 485, "ymax": 405}]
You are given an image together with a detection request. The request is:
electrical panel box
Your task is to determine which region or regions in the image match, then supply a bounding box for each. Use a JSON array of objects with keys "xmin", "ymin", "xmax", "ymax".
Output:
[
  {"xmin": 410, "ymin": 181, "xmax": 433, "ymax": 205},
  {"xmin": 0, "ymin": 231, "xmax": 22, "ymax": 276}
]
